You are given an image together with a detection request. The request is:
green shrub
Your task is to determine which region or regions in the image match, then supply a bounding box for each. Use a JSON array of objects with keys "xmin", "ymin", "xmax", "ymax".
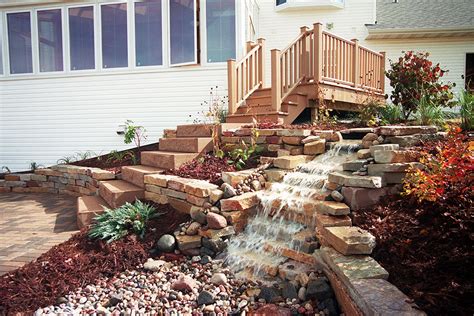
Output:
[
  {"xmin": 358, "ymin": 98, "xmax": 385, "ymax": 127},
  {"xmin": 459, "ymin": 89, "xmax": 474, "ymax": 131},
  {"xmin": 379, "ymin": 103, "xmax": 403, "ymax": 125},
  {"xmin": 414, "ymin": 95, "xmax": 449, "ymax": 127},
  {"xmin": 88, "ymin": 200, "xmax": 161, "ymax": 243}
]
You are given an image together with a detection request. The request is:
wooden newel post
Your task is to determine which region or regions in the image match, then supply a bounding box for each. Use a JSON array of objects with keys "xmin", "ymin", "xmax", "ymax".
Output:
[
  {"xmin": 257, "ymin": 38, "xmax": 266, "ymax": 87},
  {"xmin": 313, "ymin": 23, "xmax": 323, "ymax": 83},
  {"xmin": 246, "ymin": 41, "xmax": 254, "ymax": 53},
  {"xmin": 227, "ymin": 59, "xmax": 237, "ymax": 115},
  {"xmin": 300, "ymin": 26, "xmax": 308, "ymax": 78},
  {"xmin": 352, "ymin": 39, "xmax": 360, "ymax": 88},
  {"xmin": 271, "ymin": 49, "xmax": 282, "ymax": 112},
  {"xmin": 380, "ymin": 51, "xmax": 386, "ymax": 93}
]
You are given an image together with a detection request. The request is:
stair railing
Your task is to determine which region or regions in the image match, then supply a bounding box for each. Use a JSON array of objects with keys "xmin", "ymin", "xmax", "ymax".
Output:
[
  {"xmin": 227, "ymin": 38, "xmax": 265, "ymax": 115},
  {"xmin": 271, "ymin": 23, "xmax": 386, "ymax": 112}
]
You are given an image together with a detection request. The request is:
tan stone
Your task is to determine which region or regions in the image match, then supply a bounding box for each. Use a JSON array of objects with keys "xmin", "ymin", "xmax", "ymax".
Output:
[
  {"xmin": 379, "ymin": 125, "xmax": 437, "ymax": 136},
  {"xmin": 222, "ymin": 207, "xmax": 257, "ymax": 233},
  {"xmin": 267, "ymin": 144, "xmax": 282, "ymax": 152},
  {"xmin": 273, "ymin": 155, "xmax": 308, "ymax": 169},
  {"xmin": 144, "ymin": 174, "xmax": 180, "ymax": 187},
  {"xmin": 304, "ymin": 139, "xmax": 326, "ymax": 155},
  {"xmin": 98, "ymin": 180, "xmax": 144, "ymax": 209},
  {"xmin": 315, "ymin": 201, "xmax": 350, "ymax": 216},
  {"xmin": 282, "ymin": 136, "xmax": 304, "ymax": 145},
  {"xmin": 144, "ymin": 191, "xmax": 168, "ymax": 204},
  {"xmin": 121, "ymin": 165, "xmax": 163, "ymax": 188},
  {"xmin": 341, "ymin": 186, "xmax": 399, "ymax": 211},
  {"xmin": 220, "ymin": 192, "xmax": 258, "ymax": 211},
  {"xmin": 277, "ymin": 149, "xmax": 292, "ymax": 157},
  {"xmin": 301, "ymin": 135, "xmax": 321, "ymax": 144},
  {"xmin": 369, "ymin": 144, "xmax": 400, "ymax": 156},
  {"xmin": 176, "ymin": 124, "xmax": 213, "ymax": 137},
  {"xmin": 198, "ymin": 226, "xmax": 235, "ymax": 239},
  {"xmin": 222, "ymin": 169, "xmax": 258, "ymax": 186},
  {"xmin": 35, "ymin": 169, "xmax": 63, "ymax": 177},
  {"xmin": 159, "ymin": 137, "xmax": 212, "ymax": 153},
  {"xmin": 367, "ymin": 162, "xmax": 424, "ymax": 175},
  {"xmin": 0, "ymin": 187, "xmax": 11, "ymax": 193},
  {"xmin": 283, "ymin": 144, "xmax": 304, "ymax": 155},
  {"xmin": 322, "ymin": 226, "xmax": 376, "ymax": 255},
  {"xmin": 168, "ymin": 197, "xmax": 200, "ymax": 214},
  {"xmin": 145, "ymin": 184, "xmax": 162, "ymax": 194},
  {"xmin": 316, "ymin": 214, "xmax": 352, "ymax": 229},
  {"xmin": 175, "ymin": 234, "xmax": 202, "ymax": 250},
  {"xmin": 356, "ymin": 149, "xmax": 372, "ymax": 159},
  {"xmin": 184, "ymin": 180, "xmax": 219, "ymax": 198},
  {"xmin": 373, "ymin": 150, "xmax": 420, "ymax": 164},
  {"xmin": 264, "ymin": 168, "xmax": 287, "ymax": 182},
  {"xmin": 91, "ymin": 169, "xmax": 116, "ymax": 180},
  {"xmin": 209, "ymin": 189, "xmax": 224, "ymax": 203},
  {"xmin": 161, "ymin": 188, "xmax": 187, "ymax": 200},
  {"xmin": 264, "ymin": 242, "xmax": 318, "ymax": 265},
  {"xmin": 4, "ymin": 175, "xmax": 20, "ymax": 181},
  {"xmin": 168, "ymin": 177, "xmax": 190, "ymax": 192},
  {"xmin": 186, "ymin": 194, "xmax": 208, "ymax": 207},
  {"xmin": 328, "ymin": 171, "xmax": 384, "ymax": 189},
  {"xmin": 77, "ymin": 196, "xmax": 108, "ymax": 229},
  {"xmin": 276, "ymin": 129, "xmax": 311, "ymax": 137}
]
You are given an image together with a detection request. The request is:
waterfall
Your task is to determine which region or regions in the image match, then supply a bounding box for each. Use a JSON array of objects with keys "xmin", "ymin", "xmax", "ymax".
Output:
[{"xmin": 225, "ymin": 142, "xmax": 359, "ymax": 279}]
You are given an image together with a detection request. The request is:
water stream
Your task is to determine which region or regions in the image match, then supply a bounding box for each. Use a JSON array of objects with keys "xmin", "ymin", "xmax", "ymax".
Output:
[{"xmin": 225, "ymin": 141, "xmax": 359, "ymax": 279}]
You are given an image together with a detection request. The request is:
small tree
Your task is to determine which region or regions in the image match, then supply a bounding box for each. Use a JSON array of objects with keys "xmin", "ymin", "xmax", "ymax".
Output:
[
  {"xmin": 386, "ymin": 51, "xmax": 455, "ymax": 120},
  {"xmin": 124, "ymin": 120, "xmax": 147, "ymax": 151}
]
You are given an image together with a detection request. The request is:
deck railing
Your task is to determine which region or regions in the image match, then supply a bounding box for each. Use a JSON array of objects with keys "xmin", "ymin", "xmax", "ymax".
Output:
[
  {"xmin": 227, "ymin": 38, "xmax": 265, "ymax": 115},
  {"xmin": 227, "ymin": 23, "xmax": 385, "ymax": 114}
]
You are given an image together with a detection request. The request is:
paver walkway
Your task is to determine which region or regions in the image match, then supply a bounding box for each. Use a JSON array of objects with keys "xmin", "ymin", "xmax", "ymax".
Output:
[{"xmin": 0, "ymin": 193, "xmax": 79, "ymax": 275}]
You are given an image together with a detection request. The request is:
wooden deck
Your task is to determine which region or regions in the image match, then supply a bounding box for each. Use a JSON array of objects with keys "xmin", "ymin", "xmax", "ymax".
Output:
[{"xmin": 226, "ymin": 23, "xmax": 386, "ymax": 124}]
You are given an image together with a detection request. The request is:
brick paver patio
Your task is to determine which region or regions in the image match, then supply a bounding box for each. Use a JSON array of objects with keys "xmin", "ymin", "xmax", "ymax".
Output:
[{"xmin": 0, "ymin": 193, "xmax": 79, "ymax": 275}]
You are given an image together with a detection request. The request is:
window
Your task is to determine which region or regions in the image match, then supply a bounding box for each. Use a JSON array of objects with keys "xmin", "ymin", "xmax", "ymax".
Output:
[
  {"xmin": 276, "ymin": 0, "xmax": 287, "ymax": 5},
  {"xmin": 7, "ymin": 12, "xmax": 33, "ymax": 74},
  {"xmin": 69, "ymin": 6, "xmax": 95, "ymax": 70},
  {"xmin": 169, "ymin": 0, "xmax": 196, "ymax": 66},
  {"xmin": 0, "ymin": 15, "xmax": 3, "ymax": 74},
  {"xmin": 37, "ymin": 9, "xmax": 63, "ymax": 72},
  {"xmin": 101, "ymin": 3, "xmax": 128, "ymax": 68},
  {"xmin": 135, "ymin": 0, "xmax": 163, "ymax": 67},
  {"xmin": 466, "ymin": 53, "xmax": 474, "ymax": 91},
  {"xmin": 206, "ymin": 0, "xmax": 235, "ymax": 63}
]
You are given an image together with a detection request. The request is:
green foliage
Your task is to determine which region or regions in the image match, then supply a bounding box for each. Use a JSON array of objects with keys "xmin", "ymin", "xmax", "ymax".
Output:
[
  {"xmin": 107, "ymin": 150, "xmax": 137, "ymax": 165},
  {"xmin": 57, "ymin": 155, "xmax": 75, "ymax": 164},
  {"xmin": 123, "ymin": 120, "xmax": 147, "ymax": 150},
  {"xmin": 459, "ymin": 89, "xmax": 474, "ymax": 131},
  {"xmin": 358, "ymin": 97, "xmax": 385, "ymax": 127},
  {"xmin": 88, "ymin": 200, "xmax": 161, "ymax": 243},
  {"xmin": 386, "ymin": 51, "xmax": 455, "ymax": 120},
  {"xmin": 414, "ymin": 95, "xmax": 450, "ymax": 127},
  {"xmin": 1, "ymin": 166, "xmax": 11, "ymax": 173},
  {"xmin": 193, "ymin": 86, "xmax": 228, "ymax": 124},
  {"xmin": 227, "ymin": 128, "xmax": 263, "ymax": 169},
  {"xmin": 29, "ymin": 162, "xmax": 44, "ymax": 171},
  {"xmin": 379, "ymin": 103, "xmax": 403, "ymax": 125}
]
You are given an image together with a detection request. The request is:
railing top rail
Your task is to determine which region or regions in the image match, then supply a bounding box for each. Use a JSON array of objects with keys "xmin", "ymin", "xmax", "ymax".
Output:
[
  {"xmin": 358, "ymin": 46, "xmax": 384, "ymax": 57},
  {"xmin": 280, "ymin": 32, "xmax": 305, "ymax": 56},
  {"xmin": 235, "ymin": 42, "xmax": 262, "ymax": 68},
  {"xmin": 320, "ymin": 30, "xmax": 354, "ymax": 46}
]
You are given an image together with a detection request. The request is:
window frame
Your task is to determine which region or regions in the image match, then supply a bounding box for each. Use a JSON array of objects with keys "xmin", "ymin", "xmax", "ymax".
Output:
[
  {"xmin": 66, "ymin": 3, "xmax": 98, "ymax": 73},
  {"xmin": 0, "ymin": 13, "xmax": 5, "ymax": 76},
  {"xmin": 35, "ymin": 6, "xmax": 66, "ymax": 75},
  {"xmin": 168, "ymin": 0, "xmax": 198, "ymax": 67},
  {"xmin": 4, "ymin": 9, "xmax": 35, "ymax": 77},
  {"xmin": 131, "ymin": 0, "xmax": 167, "ymax": 70},
  {"xmin": 98, "ymin": 1, "xmax": 130, "ymax": 71}
]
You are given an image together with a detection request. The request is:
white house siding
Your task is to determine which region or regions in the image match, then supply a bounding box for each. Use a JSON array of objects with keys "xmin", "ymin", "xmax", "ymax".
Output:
[
  {"xmin": 257, "ymin": 0, "xmax": 377, "ymax": 86},
  {"xmin": 0, "ymin": 67, "xmax": 227, "ymax": 171},
  {"xmin": 367, "ymin": 38, "xmax": 474, "ymax": 96}
]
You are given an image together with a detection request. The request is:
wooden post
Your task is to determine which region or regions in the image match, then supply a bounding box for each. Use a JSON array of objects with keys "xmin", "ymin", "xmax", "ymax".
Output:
[
  {"xmin": 352, "ymin": 39, "xmax": 360, "ymax": 88},
  {"xmin": 380, "ymin": 51, "xmax": 386, "ymax": 93},
  {"xmin": 257, "ymin": 38, "xmax": 265, "ymax": 87},
  {"xmin": 227, "ymin": 59, "xmax": 237, "ymax": 115},
  {"xmin": 246, "ymin": 41, "xmax": 254, "ymax": 53},
  {"xmin": 313, "ymin": 23, "xmax": 323, "ymax": 83},
  {"xmin": 300, "ymin": 26, "xmax": 308, "ymax": 79},
  {"xmin": 271, "ymin": 49, "xmax": 282, "ymax": 112}
]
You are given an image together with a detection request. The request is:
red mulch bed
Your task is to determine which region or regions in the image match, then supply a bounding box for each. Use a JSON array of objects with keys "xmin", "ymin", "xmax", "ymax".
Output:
[
  {"xmin": 243, "ymin": 121, "xmax": 364, "ymax": 131},
  {"xmin": 165, "ymin": 154, "xmax": 258, "ymax": 185},
  {"xmin": 353, "ymin": 196, "xmax": 474, "ymax": 316},
  {"xmin": 72, "ymin": 143, "xmax": 159, "ymax": 173},
  {"xmin": 0, "ymin": 203, "xmax": 189, "ymax": 315}
]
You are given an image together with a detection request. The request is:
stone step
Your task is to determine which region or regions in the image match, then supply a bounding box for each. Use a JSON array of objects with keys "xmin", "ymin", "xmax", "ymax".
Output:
[
  {"xmin": 98, "ymin": 180, "xmax": 144, "ymax": 209},
  {"xmin": 328, "ymin": 171, "xmax": 384, "ymax": 189},
  {"xmin": 176, "ymin": 124, "xmax": 213, "ymax": 137},
  {"xmin": 320, "ymin": 226, "xmax": 376, "ymax": 255},
  {"xmin": 121, "ymin": 165, "xmax": 164, "ymax": 188},
  {"xmin": 141, "ymin": 151, "xmax": 199, "ymax": 169},
  {"xmin": 159, "ymin": 137, "xmax": 213, "ymax": 153},
  {"xmin": 263, "ymin": 241, "xmax": 319, "ymax": 265},
  {"xmin": 273, "ymin": 155, "xmax": 314, "ymax": 170},
  {"xmin": 76, "ymin": 195, "xmax": 109, "ymax": 229},
  {"xmin": 227, "ymin": 249, "xmax": 285, "ymax": 278}
]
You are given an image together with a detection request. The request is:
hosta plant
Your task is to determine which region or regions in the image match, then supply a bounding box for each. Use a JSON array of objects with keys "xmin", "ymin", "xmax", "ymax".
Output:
[{"xmin": 88, "ymin": 200, "xmax": 161, "ymax": 243}]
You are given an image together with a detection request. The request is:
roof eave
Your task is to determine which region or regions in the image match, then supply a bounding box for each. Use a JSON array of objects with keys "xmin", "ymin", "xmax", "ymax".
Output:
[{"xmin": 366, "ymin": 26, "xmax": 474, "ymax": 40}]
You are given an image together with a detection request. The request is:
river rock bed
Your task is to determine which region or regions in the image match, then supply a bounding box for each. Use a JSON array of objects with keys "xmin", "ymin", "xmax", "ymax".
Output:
[{"xmin": 36, "ymin": 256, "xmax": 336, "ymax": 315}]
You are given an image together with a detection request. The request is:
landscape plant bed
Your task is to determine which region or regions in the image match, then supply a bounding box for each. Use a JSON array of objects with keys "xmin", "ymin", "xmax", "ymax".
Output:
[
  {"xmin": 244, "ymin": 121, "xmax": 363, "ymax": 131},
  {"xmin": 0, "ymin": 203, "xmax": 189, "ymax": 315},
  {"xmin": 353, "ymin": 196, "xmax": 473, "ymax": 316},
  {"xmin": 72, "ymin": 143, "xmax": 159, "ymax": 173},
  {"xmin": 165, "ymin": 154, "xmax": 259, "ymax": 185}
]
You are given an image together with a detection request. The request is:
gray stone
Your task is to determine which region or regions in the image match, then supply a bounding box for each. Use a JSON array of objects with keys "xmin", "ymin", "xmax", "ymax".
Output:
[
  {"xmin": 281, "ymin": 281, "xmax": 298, "ymax": 299},
  {"xmin": 190, "ymin": 208, "xmax": 207, "ymax": 225},
  {"xmin": 186, "ymin": 222, "xmax": 201, "ymax": 236},
  {"xmin": 210, "ymin": 272, "xmax": 228, "ymax": 285},
  {"xmin": 143, "ymin": 258, "xmax": 170, "ymax": 271},
  {"xmin": 258, "ymin": 286, "xmax": 280, "ymax": 303},
  {"xmin": 306, "ymin": 278, "xmax": 333, "ymax": 301},
  {"xmin": 379, "ymin": 125, "xmax": 437, "ymax": 136},
  {"xmin": 200, "ymin": 255, "xmax": 212, "ymax": 264},
  {"xmin": 221, "ymin": 183, "xmax": 237, "ymax": 198},
  {"xmin": 322, "ymin": 226, "xmax": 376, "ymax": 255},
  {"xmin": 385, "ymin": 132, "xmax": 446, "ymax": 147},
  {"xmin": 202, "ymin": 238, "xmax": 226, "ymax": 253},
  {"xmin": 342, "ymin": 160, "xmax": 368, "ymax": 172},
  {"xmin": 328, "ymin": 171, "xmax": 384, "ymax": 189},
  {"xmin": 298, "ymin": 287, "xmax": 306, "ymax": 301},
  {"xmin": 156, "ymin": 235, "xmax": 176, "ymax": 253},
  {"xmin": 197, "ymin": 290, "xmax": 215, "ymax": 305},
  {"xmin": 369, "ymin": 144, "xmax": 400, "ymax": 156},
  {"xmin": 368, "ymin": 162, "xmax": 424, "ymax": 175}
]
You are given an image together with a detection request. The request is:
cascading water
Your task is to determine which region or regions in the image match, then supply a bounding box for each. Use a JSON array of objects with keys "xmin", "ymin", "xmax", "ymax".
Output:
[{"xmin": 225, "ymin": 141, "xmax": 359, "ymax": 279}]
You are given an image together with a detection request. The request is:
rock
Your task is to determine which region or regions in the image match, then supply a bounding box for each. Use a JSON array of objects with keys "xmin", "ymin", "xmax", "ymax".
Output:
[
  {"xmin": 221, "ymin": 183, "xmax": 237, "ymax": 198},
  {"xmin": 329, "ymin": 131, "xmax": 343, "ymax": 142},
  {"xmin": 298, "ymin": 287, "xmax": 306, "ymax": 301},
  {"xmin": 273, "ymin": 155, "xmax": 310, "ymax": 169},
  {"xmin": 357, "ymin": 149, "xmax": 372, "ymax": 159},
  {"xmin": 156, "ymin": 234, "xmax": 176, "ymax": 253},
  {"xmin": 200, "ymin": 255, "xmax": 212, "ymax": 264},
  {"xmin": 191, "ymin": 255, "xmax": 201, "ymax": 263},
  {"xmin": 342, "ymin": 159, "xmax": 368, "ymax": 171},
  {"xmin": 322, "ymin": 226, "xmax": 376, "ymax": 255},
  {"xmin": 186, "ymin": 222, "xmax": 201, "ymax": 235},
  {"xmin": 385, "ymin": 132, "xmax": 446, "ymax": 147},
  {"xmin": 264, "ymin": 169, "xmax": 287, "ymax": 182},
  {"xmin": 172, "ymin": 275, "xmax": 198, "ymax": 292},
  {"xmin": 367, "ymin": 162, "xmax": 424, "ymax": 175},
  {"xmin": 105, "ymin": 293, "xmax": 123, "ymax": 307},
  {"xmin": 258, "ymin": 287, "xmax": 280, "ymax": 303},
  {"xmin": 202, "ymin": 238, "xmax": 226, "ymax": 253},
  {"xmin": 341, "ymin": 186, "xmax": 399, "ymax": 211},
  {"xmin": 281, "ymin": 282, "xmax": 298, "ymax": 300},
  {"xmin": 328, "ymin": 171, "xmax": 383, "ymax": 189},
  {"xmin": 210, "ymin": 189, "xmax": 224, "ymax": 203},
  {"xmin": 303, "ymin": 139, "xmax": 326, "ymax": 155},
  {"xmin": 197, "ymin": 290, "xmax": 215, "ymax": 306},
  {"xmin": 282, "ymin": 136, "xmax": 304, "ymax": 145},
  {"xmin": 362, "ymin": 132, "xmax": 378, "ymax": 142},
  {"xmin": 210, "ymin": 273, "xmax": 228, "ymax": 285},
  {"xmin": 190, "ymin": 208, "xmax": 207, "ymax": 224},
  {"xmin": 250, "ymin": 180, "xmax": 262, "ymax": 191},
  {"xmin": 220, "ymin": 192, "xmax": 258, "ymax": 211},
  {"xmin": 373, "ymin": 150, "xmax": 420, "ymax": 163},
  {"xmin": 249, "ymin": 304, "xmax": 291, "ymax": 316},
  {"xmin": 378, "ymin": 125, "xmax": 437, "ymax": 136},
  {"xmin": 277, "ymin": 129, "xmax": 311, "ymax": 137},
  {"xmin": 143, "ymin": 258, "xmax": 169, "ymax": 271},
  {"xmin": 330, "ymin": 190, "xmax": 344, "ymax": 202},
  {"xmin": 318, "ymin": 298, "xmax": 339, "ymax": 316},
  {"xmin": 369, "ymin": 144, "xmax": 400, "ymax": 156},
  {"xmin": 206, "ymin": 212, "xmax": 227, "ymax": 229},
  {"xmin": 295, "ymin": 273, "xmax": 310, "ymax": 287},
  {"xmin": 301, "ymin": 135, "xmax": 321, "ymax": 144},
  {"xmin": 175, "ymin": 234, "xmax": 202, "ymax": 250},
  {"xmin": 306, "ymin": 278, "xmax": 333, "ymax": 301}
]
